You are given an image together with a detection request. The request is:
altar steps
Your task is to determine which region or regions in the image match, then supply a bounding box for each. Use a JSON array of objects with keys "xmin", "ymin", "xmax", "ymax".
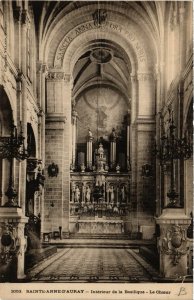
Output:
[
  {"xmin": 47, "ymin": 235, "xmax": 154, "ymax": 249},
  {"xmin": 69, "ymin": 233, "xmax": 130, "ymax": 240}
]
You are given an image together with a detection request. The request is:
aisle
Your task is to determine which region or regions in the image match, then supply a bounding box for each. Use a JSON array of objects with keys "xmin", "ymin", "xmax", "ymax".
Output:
[{"xmin": 28, "ymin": 248, "xmax": 160, "ymax": 282}]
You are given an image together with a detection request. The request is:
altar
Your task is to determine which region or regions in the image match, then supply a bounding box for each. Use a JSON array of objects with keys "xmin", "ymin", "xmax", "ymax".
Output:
[{"xmin": 77, "ymin": 218, "xmax": 124, "ymax": 234}]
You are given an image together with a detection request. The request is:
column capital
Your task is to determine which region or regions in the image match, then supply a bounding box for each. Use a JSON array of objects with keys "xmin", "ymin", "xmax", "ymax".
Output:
[
  {"xmin": 37, "ymin": 62, "xmax": 48, "ymax": 74},
  {"xmin": 72, "ymin": 109, "xmax": 78, "ymax": 124},
  {"xmin": 46, "ymin": 70, "xmax": 71, "ymax": 83},
  {"xmin": 130, "ymin": 74, "xmax": 138, "ymax": 82},
  {"xmin": 137, "ymin": 73, "xmax": 154, "ymax": 82},
  {"xmin": 13, "ymin": 7, "xmax": 22, "ymax": 23},
  {"xmin": 21, "ymin": 9, "xmax": 30, "ymax": 25}
]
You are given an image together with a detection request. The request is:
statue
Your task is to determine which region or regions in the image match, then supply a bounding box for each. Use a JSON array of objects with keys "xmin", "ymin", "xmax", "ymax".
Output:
[
  {"xmin": 120, "ymin": 186, "xmax": 125, "ymax": 202},
  {"xmin": 116, "ymin": 164, "xmax": 120, "ymax": 173},
  {"xmin": 88, "ymin": 128, "xmax": 92, "ymax": 138},
  {"xmin": 86, "ymin": 186, "xmax": 91, "ymax": 202},
  {"xmin": 109, "ymin": 186, "xmax": 114, "ymax": 203},
  {"xmin": 98, "ymin": 143, "xmax": 104, "ymax": 158},
  {"xmin": 110, "ymin": 128, "xmax": 117, "ymax": 141},
  {"xmin": 75, "ymin": 186, "xmax": 80, "ymax": 202},
  {"xmin": 71, "ymin": 184, "xmax": 76, "ymax": 202}
]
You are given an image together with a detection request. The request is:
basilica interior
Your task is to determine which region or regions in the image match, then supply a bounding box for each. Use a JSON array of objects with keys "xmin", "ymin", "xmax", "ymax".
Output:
[{"xmin": 0, "ymin": 1, "xmax": 193, "ymax": 283}]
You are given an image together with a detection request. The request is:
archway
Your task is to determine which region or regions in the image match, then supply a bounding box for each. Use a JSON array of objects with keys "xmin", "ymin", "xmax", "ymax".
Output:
[
  {"xmin": 0, "ymin": 87, "xmax": 13, "ymax": 206},
  {"xmin": 43, "ymin": 4, "xmax": 157, "ymax": 238}
]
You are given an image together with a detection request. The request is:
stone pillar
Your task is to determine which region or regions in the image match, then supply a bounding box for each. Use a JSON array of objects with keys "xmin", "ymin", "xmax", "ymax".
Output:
[
  {"xmin": 179, "ymin": 5, "xmax": 186, "ymax": 69},
  {"xmin": 62, "ymin": 74, "xmax": 72, "ymax": 237},
  {"xmin": 135, "ymin": 73, "xmax": 155, "ymax": 236},
  {"xmin": 156, "ymin": 208, "xmax": 191, "ymax": 278},
  {"xmin": 17, "ymin": 75, "xmax": 27, "ymax": 213},
  {"xmin": 125, "ymin": 110, "xmax": 131, "ymax": 170},
  {"xmin": 130, "ymin": 75, "xmax": 138, "ymax": 210},
  {"xmin": 110, "ymin": 129, "xmax": 116, "ymax": 169},
  {"xmin": 86, "ymin": 133, "xmax": 93, "ymax": 170},
  {"xmin": 137, "ymin": 73, "xmax": 155, "ymax": 118},
  {"xmin": 0, "ymin": 207, "xmax": 28, "ymax": 280},
  {"xmin": 71, "ymin": 109, "xmax": 78, "ymax": 169},
  {"xmin": 21, "ymin": 10, "xmax": 29, "ymax": 76},
  {"xmin": 13, "ymin": 6, "xmax": 22, "ymax": 70},
  {"xmin": 44, "ymin": 70, "xmax": 67, "ymax": 235},
  {"xmin": 36, "ymin": 63, "xmax": 47, "ymax": 235}
]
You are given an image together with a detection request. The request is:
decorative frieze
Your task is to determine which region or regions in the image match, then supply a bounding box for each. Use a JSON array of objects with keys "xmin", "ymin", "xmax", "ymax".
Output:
[
  {"xmin": 46, "ymin": 71, "xmax": 71, "ymax": 84},
  {"xmin": 46, "ymin": 71, "xmax": 65, "ymax": 80}
]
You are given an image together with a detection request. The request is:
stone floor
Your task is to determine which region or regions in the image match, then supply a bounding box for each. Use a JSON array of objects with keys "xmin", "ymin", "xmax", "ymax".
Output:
[{"xmin": 27, "ymin": 248, "xmax": 160, "ymax": 282}]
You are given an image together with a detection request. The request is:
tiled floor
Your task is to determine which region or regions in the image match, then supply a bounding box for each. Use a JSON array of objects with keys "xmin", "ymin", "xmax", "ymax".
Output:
[{"xmin": 28, "ymin": 248, "xmax": 160, "ymax": 282}]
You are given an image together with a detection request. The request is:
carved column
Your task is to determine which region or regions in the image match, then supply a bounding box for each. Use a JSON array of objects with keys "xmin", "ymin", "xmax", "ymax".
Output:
[
  {"xmin": 125, "ymin": 110, "xmax": 131, "ymax": 171},
  {"xmin": 62, "ymin": 74, "xmax": 72, "ymax": 236},
  {"xmin": 36, "ymin": 63, "xmax": 47, "ymax": 235},
  {"xmin": 17, "ymin": 75, "xmax": 27, "ymax": 213},
  {"xmin": 156, "ymin": 208, "xmax": 191, "ymax": 278},
  {"xmin": 71, "ymin": 108, "xmax": 78, "ymax": 169},
  {"xmin": 110, "ymin": 129, "xmax": 116, "ymax": 169},
  {"xmin": 86, "ymin": 132, "xmax": 93, "ymax": 170}
]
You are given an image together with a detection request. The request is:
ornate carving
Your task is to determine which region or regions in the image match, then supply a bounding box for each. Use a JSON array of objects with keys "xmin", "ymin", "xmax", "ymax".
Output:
[
  {"xmin": 13, "ymin": 7, "xmax": 22, "ymax": 23},
  {"xmin": 141, "ymin": 164, "xmax": 153, "ymax": 177},
  {"xmin": 21, "ymin": 10, "xmax": 30, "ymax": 25},
  {"xmin": 46, "ymin": 72, "xmax": 65, "ymax": 80},
  {"xmin": 46, "ymin": 72, "xmax": 71, "ymax": 83},
  {"xmin": 160, "ymin": 225, "xmax": 190, "ymax": 265},
  {"xmin": 0, "ymin": 224, "xmax": 19, "ymax": 264},
  {"xmin": 48, "ymin": 163, "xmax": 59, "ymax": 177},
  {"xmin": 92, "ymin": 9, "xmax": 107, "ymax": 27},
  {"xmin": 137, "ymin": 73, "xmax": 153, "ymax": 81},
  {"xmin": 64, "ymin": 74, "xmax": 71, "ymax": 83},
  {"xmin": 27, "ymin": 158, "xmax": 39, "ymax": 172}
]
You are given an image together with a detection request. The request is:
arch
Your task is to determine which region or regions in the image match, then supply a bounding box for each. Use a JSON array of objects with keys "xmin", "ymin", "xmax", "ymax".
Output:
[
  {"xmin": 43, "ymin": 7, "xmax": 157, "ymax": 74},
  {"xmin": 74, "ymin": 80, "xmax": 130, "ymax": 106},
  {"xmin": 183, "ymin": 92, "xmax": 193, "ymax": 134},
  {"xmin": 41, "ymin": 3, "xmax": 158, "ymax": 68},
  {"xmin": 0, "ymin": 86, "xmax": 13, "ymax": 134},
  {"xmin": 27, "ymin": 123, "xmax": 36, "ymax": 158}
]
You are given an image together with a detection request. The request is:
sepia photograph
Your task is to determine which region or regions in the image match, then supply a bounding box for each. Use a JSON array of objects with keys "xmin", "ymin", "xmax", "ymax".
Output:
[{"xmin": 0, "ymin": 0, "xmax": 193, "ymax": 299}]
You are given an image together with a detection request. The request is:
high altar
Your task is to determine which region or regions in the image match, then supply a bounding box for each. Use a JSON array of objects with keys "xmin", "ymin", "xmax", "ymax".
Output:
[{"xmin": 70, "ymin": 123, "xmax": 131, "ymax": 234}]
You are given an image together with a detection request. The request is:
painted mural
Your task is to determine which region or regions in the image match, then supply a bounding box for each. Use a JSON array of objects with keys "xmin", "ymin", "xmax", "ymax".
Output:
[{"xmin": 76, "ymin": 87, "xmax": 128, "ymax": 143}]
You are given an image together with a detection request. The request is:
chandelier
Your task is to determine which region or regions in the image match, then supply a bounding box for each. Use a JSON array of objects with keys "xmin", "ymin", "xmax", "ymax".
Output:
[
  {"xmin": 0, "ymin": 120, "xmax": 30, "ymax": 207},
  {"xmin": 154, "ymin": 108, "xmax": 192, "ymax": 207}
]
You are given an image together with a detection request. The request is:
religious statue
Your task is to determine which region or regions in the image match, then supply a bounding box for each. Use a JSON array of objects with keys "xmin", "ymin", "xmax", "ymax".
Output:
[
  {"xmin": 86, "ymin": 186, "xmax": 91, "ymax": 202},
  {"xmin": 98, "ymin": 143, "xmax": 104, "ymax": 158},
  {"xmin": 82, "ymin": 184, "xmax": 86, "ymax": 203},
  {"xmin": 120, "ymin": 186, "xmax": 125, "ymax": 203},
  {"xmin": 110, "ymin": 128, "xmax": 117, "ymax": 141},
  {"xmin": 71, "ymin": 183, "xmax": 76, "ymax": 202},
  {"xmin": 116, "ymin": 164, "xmax": 120, "ymax": 173},
  {"xmin": 88, "ymin": 128, "xmax": 92, "ymax": 138},
  {"xmin": 109, "ymin": 186, "xmax": 115, "ymax": 203},
  {"xmin": 75, "ymin": 186, "xmax": 80, "ymax": 202}
]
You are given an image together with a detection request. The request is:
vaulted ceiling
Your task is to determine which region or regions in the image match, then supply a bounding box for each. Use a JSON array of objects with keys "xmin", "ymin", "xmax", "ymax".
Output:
[{"xmin": 32, "ymin": 1, "xmax": 168, "ymax": 101}]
